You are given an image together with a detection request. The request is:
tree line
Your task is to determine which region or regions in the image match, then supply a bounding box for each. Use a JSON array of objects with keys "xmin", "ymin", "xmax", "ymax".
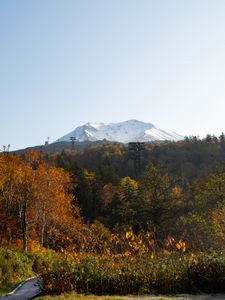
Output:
[{"xmin": 0, "ymin": 136, "xmax": 225, "ymax": 252}]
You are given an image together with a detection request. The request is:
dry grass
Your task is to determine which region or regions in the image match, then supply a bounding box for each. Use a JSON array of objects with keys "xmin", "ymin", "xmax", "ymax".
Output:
[{"xmin": 36, "ymin": 294, "xmax": 225, "ymax": 300}]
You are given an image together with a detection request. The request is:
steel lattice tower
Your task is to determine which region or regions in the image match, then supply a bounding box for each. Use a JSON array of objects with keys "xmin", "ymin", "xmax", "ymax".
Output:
[{"xmin": 128, "ymin": 142, "xmax": 145, "ymax": 176}]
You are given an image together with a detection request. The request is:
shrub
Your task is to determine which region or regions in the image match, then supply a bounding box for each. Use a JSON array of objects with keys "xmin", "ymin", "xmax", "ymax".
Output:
[
  {"xmin": 38, "ymin": 252, "xmax": 225, "ymax": 295},
  {"xmin": 187, "ymin": 254, "xmax": 225, "ymax": 292},
  {"xmin": 0, "ymin": 249, "xmax": 33, "ymax": 288}
]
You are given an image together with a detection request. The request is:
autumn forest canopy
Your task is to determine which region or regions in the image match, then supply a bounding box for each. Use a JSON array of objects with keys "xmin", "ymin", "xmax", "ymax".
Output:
[{"xmin": 0, "ymin": 136, "xmax": 225, "ymax": 295}]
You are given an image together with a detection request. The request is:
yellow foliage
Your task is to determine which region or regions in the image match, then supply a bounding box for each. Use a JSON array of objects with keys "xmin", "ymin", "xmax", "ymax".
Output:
[
  {"xmin": 125, "ymin": 230, "xmax": 135, "ymax": 240},
  {"xmin": 163, "ymin": 249, "xmax": 170, "ymax": 255},
  {"xmin": 124, "ymin": 251, "xmax": 131, "ymax": 257},
  {"xmin": 176, "ymin": 240, "xmax": 186, "ymax": 252},
  {"xmin": 166, "ymin": 236, "xmax": 175, "ymax": 246}
]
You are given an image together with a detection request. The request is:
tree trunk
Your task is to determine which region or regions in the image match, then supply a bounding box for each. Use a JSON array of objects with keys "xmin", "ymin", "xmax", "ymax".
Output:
[
  {"xmin": 21, "ymin": 200, "xmax": 27, "ymax": 252},
  {"xmin": 40, "ymin": 213, "xmax": 46, "ymax": 246}
]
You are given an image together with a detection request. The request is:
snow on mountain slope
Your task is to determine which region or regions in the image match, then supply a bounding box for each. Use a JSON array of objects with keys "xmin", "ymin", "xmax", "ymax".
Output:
[{"xmin": 57, "ymin": 120, "xmax": 183, "ymax": 143}]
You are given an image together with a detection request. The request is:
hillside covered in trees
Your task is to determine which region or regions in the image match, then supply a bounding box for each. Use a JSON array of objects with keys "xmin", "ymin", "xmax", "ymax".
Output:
[
  {"xmin": 0, "ymin": 136, "xmax": 225, "ymax": 295},
  {"xmin": 46, "ymin": 135, "xmax": 225, "ymax": 248}
]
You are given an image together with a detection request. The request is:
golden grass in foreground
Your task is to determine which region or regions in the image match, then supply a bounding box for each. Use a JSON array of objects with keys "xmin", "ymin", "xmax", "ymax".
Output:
[{"xmin": 36, "ymin": 294, "xmax": 225, "ymax": 300}]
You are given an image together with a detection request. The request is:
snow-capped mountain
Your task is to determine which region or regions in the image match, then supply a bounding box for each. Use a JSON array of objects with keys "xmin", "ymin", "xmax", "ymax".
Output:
[{"xmin": 57, "ymin": 120, "xmax": 183, "ymax": 143}]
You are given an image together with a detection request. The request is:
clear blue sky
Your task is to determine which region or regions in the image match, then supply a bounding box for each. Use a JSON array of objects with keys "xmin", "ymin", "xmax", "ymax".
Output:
[{"xmin": 1, "ymin": 0, "xmax": 225, "ymax": 150}]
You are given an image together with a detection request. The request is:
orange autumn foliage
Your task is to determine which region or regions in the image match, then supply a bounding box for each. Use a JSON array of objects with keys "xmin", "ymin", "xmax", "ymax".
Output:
[{"xmin": 0, "ymin": 152, "xmax": 81, "ymax": 251}]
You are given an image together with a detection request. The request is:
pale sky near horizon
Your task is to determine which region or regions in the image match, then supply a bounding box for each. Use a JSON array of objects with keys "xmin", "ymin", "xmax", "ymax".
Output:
[{"xmin": 1, "ymin": 0, "xmax": 225, "ymax": 150}]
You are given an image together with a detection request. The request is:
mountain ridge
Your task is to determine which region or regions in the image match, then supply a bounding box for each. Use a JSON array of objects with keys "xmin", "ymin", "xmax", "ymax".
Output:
[{"xmin": 57, "ymin": 120, "xmax": 183, "ymax": 143}]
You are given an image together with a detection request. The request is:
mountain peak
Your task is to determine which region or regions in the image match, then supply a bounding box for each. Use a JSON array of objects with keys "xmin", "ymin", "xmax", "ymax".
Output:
[{"xmin": 57, "ymin": 120, "xmax": 183, "ymax": 143}]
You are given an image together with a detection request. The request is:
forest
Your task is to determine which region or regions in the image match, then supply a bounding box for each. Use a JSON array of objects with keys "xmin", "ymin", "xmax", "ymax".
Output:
[{"xmin": 0, "ymin": 135, "xmax": 225, "ymax": 296}]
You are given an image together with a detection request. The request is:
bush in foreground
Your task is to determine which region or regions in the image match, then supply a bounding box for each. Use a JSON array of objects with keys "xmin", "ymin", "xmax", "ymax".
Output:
[
  {"xmin": 35, "ymin": 252, "xmax": 225, "ymax": 295},
  {"xmin": 0, "ymin": 249, "xmax": 34, "ymax": 289}
]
